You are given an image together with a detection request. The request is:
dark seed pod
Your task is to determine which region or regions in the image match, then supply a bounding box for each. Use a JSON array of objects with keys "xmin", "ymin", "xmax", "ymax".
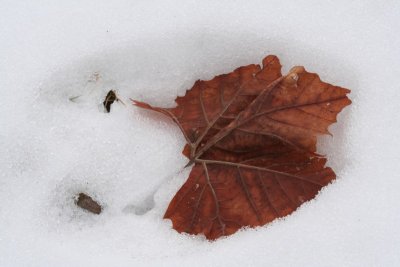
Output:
[{"xmin": 103, "ymin": 90, "xmax": 117, "ymax": 113}]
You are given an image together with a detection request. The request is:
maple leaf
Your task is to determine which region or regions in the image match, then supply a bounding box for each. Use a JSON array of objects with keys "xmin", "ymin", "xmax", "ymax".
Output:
[{"xmin": 133, "ymin": 55, "xmax": 351, "ymax": 240}]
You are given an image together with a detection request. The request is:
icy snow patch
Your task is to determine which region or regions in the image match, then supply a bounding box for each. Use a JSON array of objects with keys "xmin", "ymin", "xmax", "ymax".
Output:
[{"xmin": 1, "ymin": 1, "xmax": 400, "ymax": 266}]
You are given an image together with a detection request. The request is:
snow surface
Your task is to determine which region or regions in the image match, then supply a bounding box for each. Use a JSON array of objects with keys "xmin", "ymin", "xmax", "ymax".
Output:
[{"xmin": 1, "ymin": 0, "xmax": 400, "ymax": 266}]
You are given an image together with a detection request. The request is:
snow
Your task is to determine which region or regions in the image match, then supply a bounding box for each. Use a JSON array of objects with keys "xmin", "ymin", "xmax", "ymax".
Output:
[{"xmin": 1, "ymin": 0, "xmax": 399, "ymax": 266}]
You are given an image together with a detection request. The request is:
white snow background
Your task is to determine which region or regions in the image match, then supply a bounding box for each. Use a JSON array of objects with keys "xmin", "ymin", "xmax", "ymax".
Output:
[{"xmin": 1, "ymin": 0, "xmax": 399, "ymax": 266}]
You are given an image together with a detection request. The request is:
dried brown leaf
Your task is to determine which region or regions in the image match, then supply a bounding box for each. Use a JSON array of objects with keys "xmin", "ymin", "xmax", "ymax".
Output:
[{"xmin": 133, "ymin": 55, "xmax": 351, "ymax": 240}]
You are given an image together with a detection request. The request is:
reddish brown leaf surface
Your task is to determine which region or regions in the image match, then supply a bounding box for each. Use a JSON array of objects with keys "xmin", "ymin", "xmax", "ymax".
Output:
[{"xmin": 133, "ymin": 55, "xmax": 351, "ymax": 240}]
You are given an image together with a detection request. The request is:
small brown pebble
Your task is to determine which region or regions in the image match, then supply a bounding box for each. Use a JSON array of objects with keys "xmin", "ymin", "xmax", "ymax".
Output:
[{"xmin": 76, "ymin": 193, "xmax": 102, "ymax": 214}]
